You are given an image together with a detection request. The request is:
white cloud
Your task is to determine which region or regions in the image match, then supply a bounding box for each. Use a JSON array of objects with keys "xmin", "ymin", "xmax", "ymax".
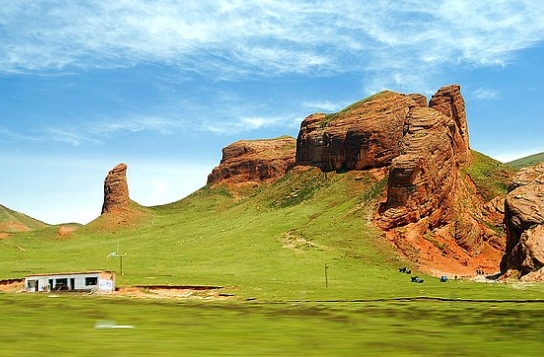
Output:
[
  {"xmin": 472, "ymin": 88, "xmax": 499, "ymax": 100},
  {"xmin": 198, "ymin": 114, "xmax": 295, "ymax": 135},
  {"xmin": 0, "ymin": 127, "xmax": 40, "ymax": 143},
  {"xmin": 302, "ymin": 101, "xmax": 346, "ymax": 113},
  {"xmin": 87, "ymin": 116, "xmax": 185, "ymax": 136},
  {"xmin": 1, "ymin": 0, "xmax": 543, "ymax": 90}
]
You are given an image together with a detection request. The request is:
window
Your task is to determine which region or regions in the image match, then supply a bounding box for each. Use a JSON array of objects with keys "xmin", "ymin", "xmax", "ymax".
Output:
[
  {"xmin": 85, "ymin": 277, "xmax": 98, "ymax": 286},
  {"xmin": 55, "ymin": 278, "xmax": 68, "ymax": 290}
]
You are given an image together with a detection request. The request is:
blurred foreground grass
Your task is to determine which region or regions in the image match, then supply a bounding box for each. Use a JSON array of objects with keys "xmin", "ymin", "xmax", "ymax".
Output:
[{"xmin": 1, "ymin": 293, "xmax": 543, "ymax": 357}]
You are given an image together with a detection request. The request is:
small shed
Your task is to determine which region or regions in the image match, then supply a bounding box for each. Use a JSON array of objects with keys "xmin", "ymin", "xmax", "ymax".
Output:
[{"xmin": 24, "ymin": 271, "xmax": 115, "ymax": 293}]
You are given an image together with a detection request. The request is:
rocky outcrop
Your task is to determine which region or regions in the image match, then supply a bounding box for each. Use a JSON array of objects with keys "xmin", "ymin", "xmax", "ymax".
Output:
[
  {"xmin": 501, "ymin": 162, "xmax": 544, "ymax": 280},
  {"xmin": 207, "ymin": 137, "xmax": 296, "ymax": 186},
  {"xmin": 428, "ymin": 85, "xmax": 471, "ymax": 166},
  {"xmin": 297, "ymin": 84, "xmax": 472, "ymax": 233},
  {"xmin": 101, "ymin": 163, "xmax": 130, "ymax": 214},
  {"xmin": 296, "ymin": 91, "xmax": 426, "ymax": 171},
  {"xmin": 378, "ymin": 85, "xmax": 471, "ymax": 229},
  {"xmin": 375, "ymin": 86, "xmax": 508, "ymax": 274},
  {"xmin": 294, "ymin": 84, "xmax": 504, "ymax": 275}
]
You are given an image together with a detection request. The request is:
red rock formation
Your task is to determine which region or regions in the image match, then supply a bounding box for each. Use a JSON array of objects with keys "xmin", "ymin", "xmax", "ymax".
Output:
[
  {"xmin": 294, "ymin": 84, "xmax": 503, "ymax": 275},
  {"xmin": 378, "ymin": 90, "xmax": 471, "ymax": 230},
  {"xmin": 501, "ymin": 162, "xmax": 544, "ymax": 280},
  {"xmin": 207, "ymin": 137, "xmax": 296, "ymax": 186},
  {"xmin": 101, "ymin": 163, "xmax": 130, "ymax": 214},
  {"xmin": 428, "ymin": 84, "xmax": 471, "ymax": 165},
  {"xmin": 375, "ymin": 86, "xmax": 507, "ymax": 274},
  {"xmin": 296, "ymin": 91, "xmax": 426, "ymax": 171}
]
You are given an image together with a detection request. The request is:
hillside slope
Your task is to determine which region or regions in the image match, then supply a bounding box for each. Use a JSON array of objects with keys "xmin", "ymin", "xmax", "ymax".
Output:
[
  {"xmin": 0, "ymin": 204, "xmax": 48, "ymax": 234},
  {"xmin": 507, "ymin": 152, "xmax": 544, "ymax": 169},
  {"xmin": 0, "ymin": 167, "xmax": 411, "ymax": 298}
]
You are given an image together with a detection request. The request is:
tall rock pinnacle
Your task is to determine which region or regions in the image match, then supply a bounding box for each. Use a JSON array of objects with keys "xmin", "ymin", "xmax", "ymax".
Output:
[{"xmin": 101, "ymin": 163, "xmax": 130, "ymax": 214}]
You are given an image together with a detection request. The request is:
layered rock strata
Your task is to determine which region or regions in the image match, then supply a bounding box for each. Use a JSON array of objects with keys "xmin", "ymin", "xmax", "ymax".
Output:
[
  {"xmin": 101, "ymin": 163, "xmax": 130, "ymax": 214},
  {"xmin": 501, "ymin": 162, "xmax": 544, "ymax": 280},
  {"xmin": 296, "ymin": 91, "xmax": 426, "ymax": 171},
  {"xmin": 378, "ymin": 85, "xmax": 471, "ymax": 229},
  {"xmin": 295, "ymin": 84, "xmax": 503, "ymax": 274},
  {"xmin": 207, "ymin": 137, "xmax": 296, "ymax": 186}
]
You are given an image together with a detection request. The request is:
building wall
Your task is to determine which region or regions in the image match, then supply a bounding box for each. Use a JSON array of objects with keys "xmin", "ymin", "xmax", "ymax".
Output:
[{"xmin": 25, "ymin": 271, "xmax": 115, "ymax": 293}]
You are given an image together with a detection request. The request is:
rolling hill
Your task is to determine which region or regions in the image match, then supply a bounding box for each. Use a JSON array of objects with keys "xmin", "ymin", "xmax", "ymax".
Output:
[
  {"xmin": 0, "ymin": 204, "xmax": 48, "ymax": 234},
  {"xmin": 507, "ymin": 152, "xmax": 544, "ymax": 169},
  {"xmin": 0, "ymin": 152, "xmax": 522, "ymax": 300},
  {"xmin": 1, "ymin": 84, "xmax": 541, "ymax": 297}
]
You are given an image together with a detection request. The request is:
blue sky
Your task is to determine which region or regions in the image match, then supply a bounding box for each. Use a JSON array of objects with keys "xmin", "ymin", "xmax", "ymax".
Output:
[{"xmin": 1, "ymin": 0, "xmax": 543, "ymax": 225}]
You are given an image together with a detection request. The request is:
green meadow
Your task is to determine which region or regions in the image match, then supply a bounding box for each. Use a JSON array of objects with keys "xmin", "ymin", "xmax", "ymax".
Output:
[{"xmin": 1, "ymin": 158, "xmax": 544, "ymax": 356}]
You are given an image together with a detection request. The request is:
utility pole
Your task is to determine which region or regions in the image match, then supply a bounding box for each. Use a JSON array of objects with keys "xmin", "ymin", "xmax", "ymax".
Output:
[
  {"xmin": 324, "ymin": 263, "xmax": 329, "ymax": 288},
  {"xmin": 108, "ymin": 241, "xmax": 127, "ymax": 275}
]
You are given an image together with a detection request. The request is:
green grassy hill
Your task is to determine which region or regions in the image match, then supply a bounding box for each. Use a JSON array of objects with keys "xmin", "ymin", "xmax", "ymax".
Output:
[
  {"xmin": 1, "ymin": 154, "xmax": 538, "ymax": 301},
  {"xmin": 3, "ymin": 153, "xmax": 544, "ymax": 357},
  {"xmin": 1, "ymin": 168, "xmax": 402, "ymax": 300},
  {"xmin": 0, "ymin": 204, "xmax": 49, "ymax": 233},
  {"xmin": 507, "ymin": 152, "xmax": 544, "ymax": 168}
]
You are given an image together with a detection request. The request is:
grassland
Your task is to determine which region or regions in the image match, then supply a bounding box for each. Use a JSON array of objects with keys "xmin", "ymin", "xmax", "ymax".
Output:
[
  {"xmin": 1, "ymin": 157, "xmax": 544, "ymax": 356},
  {"xmin": 2, "ymin": 293, "xmax": 544, "ymax": 357},
  {"xmin": 0, "ymin": 205, "xmax": 48, "ymax": 232},
  {"xmin": 462, "ymin": 151, "xmax": 516, "ymax": 200},
  {"xmin": 507, "ymin": 152, "xmax": 544, "ymax": 169}
]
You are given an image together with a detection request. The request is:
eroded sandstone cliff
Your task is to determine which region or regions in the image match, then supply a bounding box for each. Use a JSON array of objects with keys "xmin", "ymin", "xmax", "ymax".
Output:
[
  {"xmin": 295, "ymin": 84, "xmax": 503, "ymax": 275},
  {"xmin": 208, "ymin": 85, "xmax": 506, "ymax": 276},
  {"xmin": 296, "ymin": 91, "xmax": 426, "ymax": 171},
  {"xmin": 101, "ymin": 163, "xmax": 130, "ymax": 214},
  {"xmin": 207, "ymin": 137, "xmax": 296, "ymax": 186},
  {"xmin": 501, "ymin": 162, "xmax": 544, "ymax": 281}
]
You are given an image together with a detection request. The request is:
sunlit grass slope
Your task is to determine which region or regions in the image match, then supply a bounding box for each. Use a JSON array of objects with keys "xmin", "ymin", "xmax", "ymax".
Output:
[
  {"xmin": 1, "ymin": 168, "xmax": 399, "ymax": 299},
  {"xmin": 463, "ymin": 150, "xmax": 516, "ymax": 200},
  {"xmin": 0, "ymin": 204, "xmax": 49, "ymax": 232},
  {"xmin": 507, "ymin": 152, "xmax": 544, "ymax": 169},
  {"xmin": 2, "ymin": 155, "xmax": 542, "ymax": 301}
]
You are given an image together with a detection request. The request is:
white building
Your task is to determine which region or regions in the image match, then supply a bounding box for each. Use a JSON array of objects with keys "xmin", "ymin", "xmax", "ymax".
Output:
[{"xmin": 24, "ymin": 271, "xmax": 115, "ymax": 293}]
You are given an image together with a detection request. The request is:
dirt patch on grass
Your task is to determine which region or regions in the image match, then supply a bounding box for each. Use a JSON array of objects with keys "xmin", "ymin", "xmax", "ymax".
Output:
[
  {"xmin": 282, "ymin": 230, "xmax": 323, "ymax": 251},
  {"xmin": 0, "ymin": 221, "xmax": 31, "ymax": 233},
  {"xmin": 115, "ymin": 285, "xmax": 232, "ymax": 300},
  {"xmin": 0, "ymin": 278, "xmax": 24, "ymax": 292},
  {"xmin": 57, "ymin": 225, "xmax": 78, "ymax": 237}
]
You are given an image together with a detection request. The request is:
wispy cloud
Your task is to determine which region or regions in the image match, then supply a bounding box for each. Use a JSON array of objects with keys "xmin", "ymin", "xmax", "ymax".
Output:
[
  {"xmin": 40, "ymin": 115, "xmax": 188, "ymax": 146},
  {"xmin": 472, "ymin": 88, "xmax": 499, "ymax": 100},
  {"xmin": 302, "ymin": 100, "xmax": 347, "ymax": 113},
  {"xmin": 87, "ymin": 116, "xmax": 185, "ymax": 136},
  {"xmin": 1, "ymin": 0, "xmax": 543, "ymax": 90},
  {"xmin": 199, "ymin": 114, "xmax": 297, "ymax": 136},
  {"xmin": 0, "ymin": 127, "xmax": 41, "ymax": 143}
]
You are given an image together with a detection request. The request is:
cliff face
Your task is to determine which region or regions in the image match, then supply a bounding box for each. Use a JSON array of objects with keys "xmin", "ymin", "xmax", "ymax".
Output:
[
  {"xmin": 295, "ymin": 84, "xmax": 503, "ymax": 275},
  {"xmin": 501, "ymin": 162, "xmax": 544, "ymax": 281},
  {"xmin": 207, "ymin": 84, "xmax": 505, "ymax": 275},
  {"xmin": 296, "ymin": 91, "xmax": 426, "ymax": 171},
  {"xmin": 378, "ymin": 85, "xmax": 470, "ymax": 228},
  {"xmin": 207, "ymin": 137, "xmax": 296, "ymax": 186},
  {"xmin": 101, "ymin": 163, "xmax": 130, "ymax": 214},
  {"xmin": 375, "ymin": 86, "xmax": 504, "ymax": 274}
]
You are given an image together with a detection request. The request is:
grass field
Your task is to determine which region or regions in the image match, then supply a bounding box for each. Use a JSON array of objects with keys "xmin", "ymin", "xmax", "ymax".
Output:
[
  {"xmin": 1, "ymin": 154, "xmax": 543, "ymax": 355},
  {"xmin": 1, "ymin": 293, "xmax": 544, "ymax": 356},
  {"xmin": 507, "ymin": 152, "xmax": 544, "ymax": 169}
]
